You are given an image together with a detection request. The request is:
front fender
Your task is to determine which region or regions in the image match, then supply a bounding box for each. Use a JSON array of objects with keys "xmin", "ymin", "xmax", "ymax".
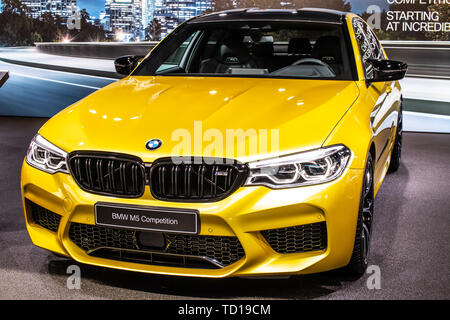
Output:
[{"xmin": 323, "ymin": 82, "xmax": 374, "ymax": 170}]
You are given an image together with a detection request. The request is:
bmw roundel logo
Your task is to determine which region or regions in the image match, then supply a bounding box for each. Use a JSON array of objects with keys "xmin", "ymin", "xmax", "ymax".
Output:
[{"xmin": 145, "ymin": 139, "xmax": 162, "ymax": 151}]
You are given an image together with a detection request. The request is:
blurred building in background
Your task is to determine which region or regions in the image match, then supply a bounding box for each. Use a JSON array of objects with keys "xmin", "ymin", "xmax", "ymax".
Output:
[
  {"xmin": 0, "ymin": 0, "xmax": 211, "ymax": 41},
  {"xmin": 104, "ymin": 0, "xmax": 143, "ymax": 41},
  {"xmin": 20, "ymin": 0, "xmax": 78, "ymax": 19},
  {"xmin": 154, "ymin": 0, "xmax": 210, "ymax": 37},
  {"xmin": 103, "ymin": 0, "xmax": 211, "ymax": 41}
]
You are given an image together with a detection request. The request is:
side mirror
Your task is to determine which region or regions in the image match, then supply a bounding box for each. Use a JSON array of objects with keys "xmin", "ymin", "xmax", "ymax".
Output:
[
  {"xmin": 367, "ymin": 59, "xmax": 408, "ymax": 83},
  {"xmin": 114, "ymin": 55, "xmax": 144, "ymax": 75}
]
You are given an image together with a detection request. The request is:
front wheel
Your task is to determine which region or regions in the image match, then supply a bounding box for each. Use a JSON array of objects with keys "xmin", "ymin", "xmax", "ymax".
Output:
[{"xmin": 345, "ymin": 153, "xmax": 374, "ymax": 276}]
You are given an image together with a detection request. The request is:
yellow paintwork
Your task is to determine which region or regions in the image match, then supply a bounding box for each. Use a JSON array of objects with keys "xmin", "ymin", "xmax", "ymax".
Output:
[{"xmin": 21, "ymin": 14, "xmax": 402, "ymax": 278}]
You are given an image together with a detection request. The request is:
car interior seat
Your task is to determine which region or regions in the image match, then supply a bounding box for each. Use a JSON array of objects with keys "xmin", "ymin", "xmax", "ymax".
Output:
[
  {"xmin": 312, "ymin": 36, "xmax": 343, "ymax": 75},
  {"xmin": 199, "ymin": 37, "xmax": 257, "ymax": 74},
  {"xmin": 252, "ymin": 36, "xmax": 275, "ymax": 72}
]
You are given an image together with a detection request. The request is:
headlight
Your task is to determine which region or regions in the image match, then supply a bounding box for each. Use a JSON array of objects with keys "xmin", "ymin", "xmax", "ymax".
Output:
[
  {"xmin": 245, "ymin": 145, "xmax": 351, "ymax": 189},
  {"xmin": 26, "ymin": 134, "xmax": 68, "ymax": 174}
]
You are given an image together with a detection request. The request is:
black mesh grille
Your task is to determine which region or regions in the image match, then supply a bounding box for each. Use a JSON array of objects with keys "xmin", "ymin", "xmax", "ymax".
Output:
[
  {"xmin": 164, "ymin": 233, "xmax": 244, "ymax": 266},
  {"xmin": 68, "ymin": 153, "xmax": 145, "ymax": 198},
  {"xmin": 148, "ymin": 158, "xmax": 248, "ymax": 202},
  {"xmin": 261, "ymin": 222, "xmax": 327, "ymax": 254},
  {"xmin": 28, "ymin": 200, "xmax": 62, "ymax": 232},
  {"xmin": 69, "ymin": 222, "xmax": 245, "ymax": 268}
]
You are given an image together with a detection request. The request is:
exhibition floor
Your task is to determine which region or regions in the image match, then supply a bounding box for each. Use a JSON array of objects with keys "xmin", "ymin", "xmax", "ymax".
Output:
[{"xmin": 0, "ymin": 116, "xmax": 448, "ymax": 299}]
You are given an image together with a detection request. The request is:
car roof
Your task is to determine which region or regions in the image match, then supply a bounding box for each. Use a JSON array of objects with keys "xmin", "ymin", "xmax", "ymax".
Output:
[{"xmin": 189, "ymin": 8, "xmax": 348, "ymax": 25}]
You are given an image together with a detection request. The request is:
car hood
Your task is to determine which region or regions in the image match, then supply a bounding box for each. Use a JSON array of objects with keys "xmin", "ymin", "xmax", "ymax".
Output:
[{"xmin": 39, "ymin": 76, "xmax": 359, "ymax": 162}]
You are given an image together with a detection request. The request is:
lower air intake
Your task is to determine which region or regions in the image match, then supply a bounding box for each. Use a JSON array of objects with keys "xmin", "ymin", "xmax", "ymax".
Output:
[
  {"xmin": 69, "ymin": 222, "xmax": 245, "ymax": 269},
  {"xmin": 261, "ymin": 222, "xmax": 327, "ymax": 254},
  {"xmin": 28, "ymin": 200, "xmax": 62, "ymax": 232}
]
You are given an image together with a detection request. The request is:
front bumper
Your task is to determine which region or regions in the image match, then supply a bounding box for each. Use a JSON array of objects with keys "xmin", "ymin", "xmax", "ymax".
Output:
[{"xmin": 21, "ymin": 160, "xmax": 364, "ymax": 278}]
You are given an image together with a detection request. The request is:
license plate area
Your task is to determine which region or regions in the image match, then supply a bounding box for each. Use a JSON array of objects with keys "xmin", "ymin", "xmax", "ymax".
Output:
[{"xmin": 94, "ymin": 203, "xmax": 199, "ymax": 234}]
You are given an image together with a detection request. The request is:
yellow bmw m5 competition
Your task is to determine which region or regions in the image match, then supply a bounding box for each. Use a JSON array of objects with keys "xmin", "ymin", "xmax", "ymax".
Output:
[{"xmin": 21, "ymin": 8, "xmax": 407, "ymax": 278}]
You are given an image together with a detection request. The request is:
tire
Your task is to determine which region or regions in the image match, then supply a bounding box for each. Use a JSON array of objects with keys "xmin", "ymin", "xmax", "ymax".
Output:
[
  {"xmin": 345, "ymin": 153, "xmax": 374, "ymax": 276},
  {"xmin": 388, "ymin": 103, "xmax": 403, "ymax": 173}
]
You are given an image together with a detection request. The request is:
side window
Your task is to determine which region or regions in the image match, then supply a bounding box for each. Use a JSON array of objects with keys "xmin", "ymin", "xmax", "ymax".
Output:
[
  {"xmin": 156, "ymin": 31, "xmax": 199, "ymax": 72},
  {"xmin": 352, "ymin": 18, "xmax": 383, "ymax": 79}
]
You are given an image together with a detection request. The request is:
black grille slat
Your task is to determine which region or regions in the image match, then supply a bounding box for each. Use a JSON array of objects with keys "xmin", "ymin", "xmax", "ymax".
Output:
[
  {"xmin": 172, "ymin": 165, "xmax": 177, "ymax": 196},
  {"xmin": 28, "ymin": 201, "xmax": 62, "ymax": 232},
  {"xmin": 227, "ymin": 168, "xmax": 233, "ymax": 189},
  {"xmin": 185, "ymin": 165, "xmax": 191, "ymax": 197},
  {"xmin": 198, "ymin": 165, "xmax": 204, "ymax": 198},
  {"xmin": 132, "ymin": 164, "xmax": 138, "ymax": 194},
  {"xmin": 69, "ymin": 222, "xmax": 245, "ymax": 268},
  {"xmin": 85, "ymin": 158, "xmax": 93, "ymax": 189},
  {"xmin": 120, "ymin": 162, "xmax": 126, "ymax": 194},
  {"xmin": 68, "ymin": 153, "xmax": 145, "ymax": 198},
  {"xmin": 212, "ymin": 165, "xmax": 217, "ymax": 196},
  {"xmin": 96, "ymin": 159, "xmax": 105, "ymax": 190},
  {"xmin": 261, "ymin": 222, "xmax": 327, "ymax": 254},
  {"xmin": 149, "ymin": 158, "xmax": 248, "ymax": 202},
  {"xmin": 108, "ymin": 160, "xmax": 115, "ymax": 192},
  {"xmin": 159, "ymin": 166, "xmax": 165, "ymax": 195}
]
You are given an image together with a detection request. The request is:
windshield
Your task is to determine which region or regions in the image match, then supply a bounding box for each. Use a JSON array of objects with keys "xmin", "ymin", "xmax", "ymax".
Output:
[{"xmin": 133, "ymin": 21, "xmax": 355, "ymax": 80}]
